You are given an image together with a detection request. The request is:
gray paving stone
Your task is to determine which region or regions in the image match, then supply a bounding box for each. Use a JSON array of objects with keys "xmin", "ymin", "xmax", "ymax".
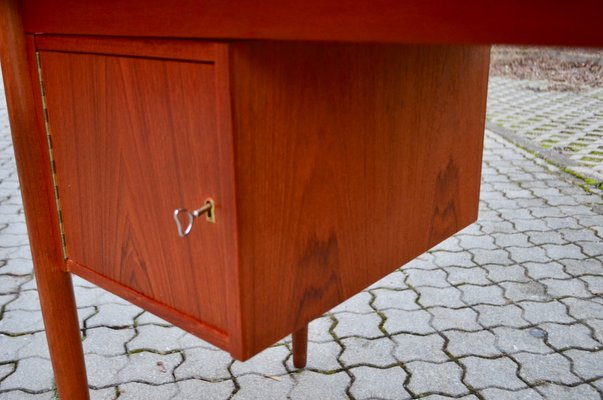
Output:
[
  {"xmin": 290, "ymin": 340, "xmax": 342, "ymax": 372},
  {"xmin": 85, "ymin": 354, "xmax": 128, "ymax": 388},
  {"xmin": 174, "ymin": 346, "xmax": 231, "ymax": 380},
  {"xmin": 0, "ymin": 391, "xmax": 53, "ymax": 400},
  {"xmin": 444, "ymin": 330, "xmax": 500, "ymax": 357},
  {"xmin": 520, "ymin": 300, "xmax": 575, "ymax": 324},
  {"xmin": 0, "ymin": 361, "xmax": 15, "ymax": 381},
  {"xmin": 308, "ymin": 315, "xmax": 336, "ymax": 343},
  {"xmin": 473, "ymin": 249, "xmax": 514, "ymax": 266},
  {"xmin": 84, "ymin": 327, "xmax": 134, "ymax": 356},
  {"xmin": 118, "ymin": 351, "xmax": 181, "ymax": 385},
  {"xmin": 127, "ymin": 325, "xmax": 184, "ymax": 353},
  {"xmin": 117, "ymin": 382, "xmax": 179, "ymax": 399},
  {"xmin": 350, "ymin": 366, "xmax": 410, "ymax": 400},
  {"xmin": 4, "ymin": 289, "xmax": 40, "ymax": 311},
  {"xmin": 86, "ymin": 303, "xmax": 142, "ymax": 328},
  {"xmin": 485, "ymin": 264, "xmax": 531, "ymax": 284},
  {"xmin": 584, "ymin": 319, "xmax": 603, "ymax": 344},
  {"xmin": 562, "ymin": 298, "xmax": 603, "ymax": 320},
  {"xmin": 404, "ymin": 253, "xmax": 439, "ymax": 270},
  {"xmin": 0, "ymin": 357, "xmax": 53, "ymax": 392},
  {"xmin": 382, "ymin": 308, "xmax": 434, "ymax": 335},
  {"xmin": 15, "ymin": 331, "xmax": 50, "ymax": 359},
  {"xmin": 558, "ymin": 228, "xmax": 601, "ymax": 242},
  {"xmin": 391, "ymin": 333, "xmax": 447, "ymax": 363},
  {"xmin": 563, "ymin": 349, "xmax": 603, "ymax": 380},
  {"xmin": 527, "ymin": 231, "xmax": 567, "ymax": 247},
  {"xmin": 481, "ymin": 387, "xmax": 543, "ymax": 400},
  {"xmin": 541, "ymin": 277, "xmax": 592, "ymax": 298},
  {"xmin": 0, "ymin": 309, "xmax": 44, "ymax": 334},
  {"xmin": 333, "ymin": 311, "xmax": 383, "ymax": 339},
  {"xmin": 176, "ymin": 379, "xmax": 234, "ymax": 400},
  {"xmin": 406, "ymin": 268, "xmax": 449, "ymax": 288},
  {"xmin": 369, "ymin": 270, "xmax": 407, "ymax": 289},
  {"xmin": 134, "ymin": 311, "xmax": 171, "ymax": 326},
  {"xmin": 582, "ymin": 275, "xmax": 603, "ymax": 296},
  {"xmin": 493, "ymin": 327, "xmax": 553, "ymax": 355},
  {"xmin": 429, "ymin": 307, "xmax": 481, "ymax": 331},
  {"xmin": 542, "ymin": 243, "xmax": 586, "ymax": 260},
  {"xmin": 0, "ymin": 258, "xmax": 33, "ymax": 275},
  {"xmin": 289, "ymin": 371, "xmax": 350, "ymax": 400},
  {"xmin": 445, "ymin": 266, "xmax": 491, "ymax": 286},
  {"xmin": 515, "ymin": 352, "xmax": 581, "ymax": 385},
  {"xmin": 371, "ymin": 288, "xmax": 420, "ymax": 311},
  {"xmin": 417, "ymin": 286, "xmax": 465, "ymax": 308},
  {"xmin": 560, "ymin": 258, "xmax": 603, "ymax": 277},
  {"xmin": 231, "ymin": 345, "xmax": 289, "ymax": 376},
  {"xmin": 90, "ymin": 388, "xmax": 117, "ymax": 400},
  {"xmin": 233, "ymin": 374, "xmax": 295, "ymax": 400},
  {"xmin": 431, "ymin": 251, "xmax": 476, "ymax": 269},
  {"xmin": 491, "ymin": 232, "xmax": 532, "ymax": 248},
  {"xmin": 407, "ymin": 361, "xmax": 468, "ymax": 397},
  {"xmin": 461, "ymin": 356, "xmax": 525, "ymax": 390},
  {"xmin": 523, "ymin": 262, "xmax": 570, "ymax": 280},
  {"xmin": 536, "ymin": 383, "xmax": 601, "ymax": 400},
  {"xmin": 459, "ymin": 284, "xmax": 507, "ymax": 306},
  {"xmin": 0, "ymin": 274, "xmax": 30, "ymax": 294},
  {"xmin": 579, "ymin": 241, "xmax": 603, "ymax": 257},
  {"xmin": 541, "ymin": 322, "xmax": 601, "ymax": 350},
  {"xmin": 339, "ymin": 336, "xmax": 396, "ymax": 368}
]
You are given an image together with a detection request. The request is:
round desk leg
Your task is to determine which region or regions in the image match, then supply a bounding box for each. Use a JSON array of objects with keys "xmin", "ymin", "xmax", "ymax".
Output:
[{"xmin": 292, "ymin": 325, "xmax": 308, "ymax": 368}]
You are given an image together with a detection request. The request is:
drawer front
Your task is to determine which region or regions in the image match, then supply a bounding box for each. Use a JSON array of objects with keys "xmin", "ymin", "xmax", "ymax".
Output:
[{"xmin": 39, "ymin": 47, "xmax": 231, "ymax": 335}]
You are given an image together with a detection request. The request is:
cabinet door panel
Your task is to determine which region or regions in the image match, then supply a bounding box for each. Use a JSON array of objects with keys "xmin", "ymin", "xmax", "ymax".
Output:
[{"xmin": 40, "ymin": 51, "xmax": 230, "ymax": 334}]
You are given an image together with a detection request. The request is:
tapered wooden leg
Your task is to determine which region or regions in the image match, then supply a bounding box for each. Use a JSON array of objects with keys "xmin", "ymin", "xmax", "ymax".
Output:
[
  {"xmin": 292, "ymin": 325, "xmax": 308, "ymax": 368},
  {"xmin": 36, "ymin": 269, "xmax": 90, "ymax": 399}
]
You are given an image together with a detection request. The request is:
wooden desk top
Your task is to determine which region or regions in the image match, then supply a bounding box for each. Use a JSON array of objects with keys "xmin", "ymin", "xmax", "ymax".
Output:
[{"xmin": 21, "ymin": 0, "xmax": 603, "ymax": 47}]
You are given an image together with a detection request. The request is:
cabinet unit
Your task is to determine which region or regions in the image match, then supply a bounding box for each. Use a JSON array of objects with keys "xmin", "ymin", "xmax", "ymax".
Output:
[{"xmin": 33, "ymin": 36, "xmax": 489, "ymax": 360}]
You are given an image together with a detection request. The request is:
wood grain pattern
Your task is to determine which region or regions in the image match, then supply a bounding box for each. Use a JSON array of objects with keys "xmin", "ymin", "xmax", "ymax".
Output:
[
  {"xmin": 21, "ymin": 0, "xmax": 603, "ymax": 47},
  {"xmin": 0, "ymin": 2, "xmax": 90, "ymax": 399},
  {"xmin": 229, "ymin": 42, "xmax": 490, "ymax": 357},
  {"xmin": 39, "ymin": 48, "xmax": 234, "ymax": 337}
]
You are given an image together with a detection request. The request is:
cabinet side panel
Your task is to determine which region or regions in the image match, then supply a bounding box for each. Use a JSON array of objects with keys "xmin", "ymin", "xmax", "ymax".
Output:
[{"xmin": 230, "ymin": 42, "xmax": 489, "ymax": 357}]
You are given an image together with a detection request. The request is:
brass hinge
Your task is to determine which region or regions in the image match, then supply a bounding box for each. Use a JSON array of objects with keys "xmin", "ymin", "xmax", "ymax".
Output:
[{"xmin": 35, "ymin": 52, "xmax": 68, "ymax": 260}]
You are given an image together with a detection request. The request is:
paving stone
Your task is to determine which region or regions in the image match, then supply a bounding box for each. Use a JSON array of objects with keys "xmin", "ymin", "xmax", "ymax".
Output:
[
  {"xmin": 472, "ymin": 249, "xmax": 514, "ymax": 266},
  {"xmin": 513, "ymin": 219, "xmax": 550, "ymax": 233},
  {"xmin": 515, "ymin": 352, "xmax": 581, "ymax": 385},
  {"xmin": 417, "ymin": 286, "xmax": 464, "ymax": 308},
  {"xmin": 520, "ymin": 299, "xmax": 576, "ymax": 325},
  {"xmin": 558, "ymin": 228, "xmax": 601, "ymax": 242},
  {"xmin": 562, "ymin": 298, "xmax": 603, "ymax": 320},
  {"xmin": 391, "ymin": 333, "xmax": 447, "ymax": 363},
  {"xmin": 444, "ymin": 330, "xmax": 500, "ymax": 357},
  {"xmin": 406, "ymin": 268, "xmax": 449, "ymax": 288},
  {"xmin": 0, "ymin": 391, "xmax": 53, "ymax": 400},
  {"xmin": 584, "ymin": 319, "xmax": 603, "ymax": 344},
  {"xmin": 369, "ymin": 270, "xmax": 407, "ymax": 289},
  {"xmin": 581, "ymin": 275, "xmax": 603, "ymax": 296},
  {"xmin": 0, "ymin": 357, "xmax": 53, "ymax": 392},
  {"xmin": 135, "ymin": 311, "xmax": 171, "ymax": 326},
  {"xmin": 289, "ymin": 340, "xmax": 342, "ymax": 372},
  {"xmin": 308, "ymin": 315, "xmax": 336, "ymax": 343},
  {"xmin": 127, "ymin": 324, "xmax": 184, "ymax": 353},
  {"xmin": 560, "ymin": 258, "xmax": 603, "ymax": 277},
  {"xmin": 371, "ymin": 288, "xmax": 420, "ymax": 311},
  {"xmin": 406, "ymin": 361, "xmax": 468, "ymax": 397},
  {"xmin": 333, "ymin": 311, "xmax": 383, "ymax": 339},
  {"xmin": 90, "ymin": 388, "xmax": 117, "ymax": 400},
  {"xmin": 382, "ymin": 308, "xmax": 434, "ymax": 335},
  {"xmin": 429, "ymin": 307, "xmax": 481, "ymax": 331},
  {"xmin": 289, "ymin": 371, "xmax": 350, "ymax": 400},
  {"xmin": 350, "ymin": 366, "xmax": 410, "ymax": 400},
  {"xmin": 0, "ymin": 309, "xmax": 44, "ymax": 334},
  {"xmin": 0, "ymin": 258, "xmax": 33, "ymax": 275},
  {"xmin": 456, "ymin": 234, "xmax": 497, "ymax": 250},
  {"xmin": 86, "ymin": 303, "xmax": 142, "ymax": 328},
  {"xmin": 118, "ymin": 351, "xmax": 181, "ymax": 385},
  {"xmin": 461, "ymin": 356, "xmax": 525, "ymax": 390},
  {"xmin": 15, "ymin": 331, "xmax": 51, "ymax": 359},
  {"xmin": 176, "ymin": 379, "xmax": 234, "ymax": 400},
  {"xmin": 523, "ymin": 262, "xmax": 570, "ymax": 280},
  {"xmin": 0, "ymin": 361, "xmax": 15, "ymax": 381},
  {"xmin": 431, "ymin": 251, "xmax": 476, "ymax": 268},
  {"xmin": 536, "ymin": 383, "xmax": 601, "ymax": 400},
  {"xmin": 578, "ymin": 241, "xmax": 603, "ymax": 257},
  {"xmin": 231, "ymin": 345, "xmax": 289, "ymax": 376},
  {"xmin": 0, "ymin": 274, "xmax": 30, "ymax": 294},
  {"xmin": 541, "ymin": 277, "xmax": 591, "ymax": 299},
  {"xmin": 459, "ymin": 284, "xmax": 507, "ymax": 306},
  {"xmin": 84, "ymin": 327, "xmax": 135, "ymax": 356},
  {"xmin": 330, "ymin": 291, "xmax": 373, "ymax": 314},
  {"xmin": 404, "ymin": 253, "xmax": 439, "ymax": 270},
  {"xmin": 493, "ymin": 327, "xmax": 553, "ymax": 355},
  {"xmin": 117, "ymin": 382, "xmax": 179, "ymax": 399},
  {"xmin": 563, "ymin": 349, "xmax": 603, "ymax": 380},
  {"xmin": 485, "ymin": 264, "xmax": 530, "ymax": 283},
  {"xmin": 491, "ymin": 232, "xmax": 532, "ymax": 248},
  {"xmin": 174, "ymin": 346, "xmax": 232, "ymax": 380},
  {"xmin": 481, "ymin": 388, "xmax": 543, "ymax": 400},
  {"xmin": 339, "ymin": 336, "xmax": 396, "ymax": 367},
  {"xmin": 541, "ymin": 322, "xmax": 601, "ymax": 350},
  {"xmin": 233, "ymin": 374, "xmax": 295, "ymax": 400},
  {"xmin": 445, "ymin": 266, "xmax": 491, "ymax": 286}
]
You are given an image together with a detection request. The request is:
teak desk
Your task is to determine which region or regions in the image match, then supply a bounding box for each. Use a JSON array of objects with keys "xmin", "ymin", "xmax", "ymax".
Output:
[{"xmin": 1, "ymin": 1, "xmax": 602, "ymax": 398}]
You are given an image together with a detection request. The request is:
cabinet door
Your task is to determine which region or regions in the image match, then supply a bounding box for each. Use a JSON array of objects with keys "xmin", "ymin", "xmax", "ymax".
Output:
[{"xmin": 39, "ymin": 47, "xmax": 232, "ymax": 343}]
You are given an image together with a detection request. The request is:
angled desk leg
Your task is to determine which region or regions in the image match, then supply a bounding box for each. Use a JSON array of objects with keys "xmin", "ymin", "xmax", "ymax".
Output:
[
  {"xmin": 0, "ymin": 1, "xmax": 90, "ymax": 399},
  {"xmin": 292, "ymin": 325, "xmax": 308, "ymax": 368}
]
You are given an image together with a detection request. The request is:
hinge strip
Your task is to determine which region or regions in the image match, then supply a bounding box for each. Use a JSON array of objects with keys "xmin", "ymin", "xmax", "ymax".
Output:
[{"xmin": 35, "ymin": 52, "xmax": 68, "ymax": 260}]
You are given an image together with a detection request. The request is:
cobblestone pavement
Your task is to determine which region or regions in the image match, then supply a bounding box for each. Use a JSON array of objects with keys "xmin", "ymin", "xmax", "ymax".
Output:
[
  {"xmin": 1, "ymin": 78, "xmax": 603, "ymax": 399},
  {"xmin": 487, "ymin": 76, "xmax": 603, "ymax": 186}
]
